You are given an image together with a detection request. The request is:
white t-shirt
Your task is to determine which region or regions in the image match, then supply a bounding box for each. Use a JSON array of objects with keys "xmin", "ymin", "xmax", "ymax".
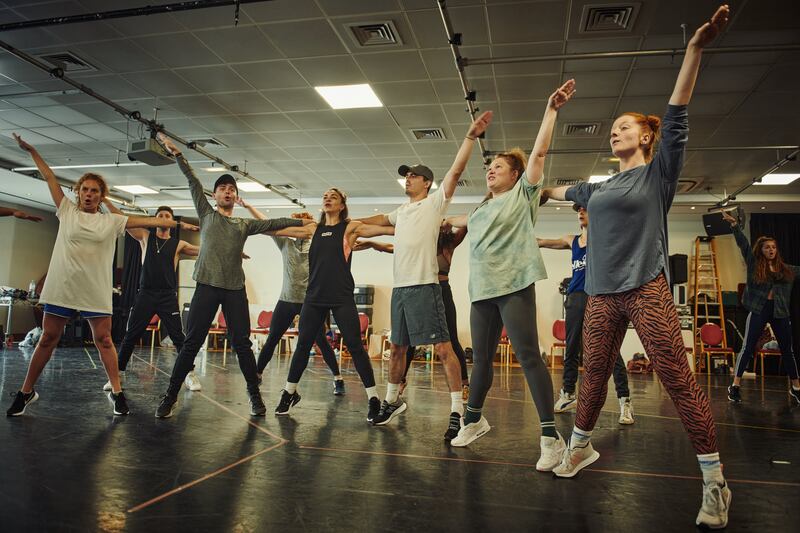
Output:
[
  {"xmin": 387, "ymin": 186, "xmax": 451, "ymax": 288},
  {"xmin": 39, "ymin": 198, "xmax": 128, "ymax": 314}
]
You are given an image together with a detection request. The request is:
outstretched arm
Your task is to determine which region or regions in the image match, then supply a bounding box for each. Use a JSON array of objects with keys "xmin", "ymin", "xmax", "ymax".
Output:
[
  {"xmin": 13, "ymin": 134, "xmax": 65, "ymax": 208},
  {"xmin": 526, "ymin": 80, "xmax": 575, "ymax": 186},
  {"xmin": 158, "ymin": 133, "xmax": 214, "ymax": 219},
  {"xmin": 177, "ymin": 241, "xmax": 200, "ymax": 257},
  {"xmin": 537, "ymin": 235, "xmax": 573, "ymax": 250},
  {"xmin": 126, "ymin": 216, "xmax": 198, "ymax": 232},
  {"xmin": 103, "ymin": 199, "xmax": 148, "ymax": 241},
  {"xmin": 442, "ymin": 111, "xmax": 493, "ymax": 198},
  {"xmin": 445, "ymin": 214, "xmax": 468, "ymax": 228},
  {"xmin": 670, "ymin": 5, "xmax": 729, "ymax": 106},
  {"xmin": 355, "ymin": 213, "xmax": 392, "ymax": 226},
  {"xmin": 541, "ymin": 186, "xmax": 571, "ymax": 202},
  {"xmin": 267, "ymin": 225, "xmax": 315, "ymax": 239},
  {"xmin": 0, "ymin": 206, "xmax": 42, "ymax": 222},
  {"xmin": 354, "ymin": 240, "xmax": 394, "ymax": 254}
]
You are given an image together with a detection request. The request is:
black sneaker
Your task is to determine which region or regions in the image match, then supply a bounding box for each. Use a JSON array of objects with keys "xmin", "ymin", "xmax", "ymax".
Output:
[
  {"xmin": 109, "ymin": 391, "xmax": 130, "ymax": 416},
  {"xmin": 444, "ymin": 411, "xmax": 461, "ymax": 441},
  {"xmin": 334, "ymin": 379, "xmax": 346, "ymax": 396},
  {"xmin": 790, "ymin": 387, "xmax": 800, "ymax": 406},
  {"xmin": 249, "ymin": 390, "xmax": 267, "ymax": 416},
  {"xmin": 155, "ymin": 393, "xmax": 177, "ymax": 418},
  {"xmin": 371, "ymin": 399, "xmax": 407, "ymax": 426},
  {"xmin": 275, "ymin": 390, "xmax": 300, "ymax": 415},
  {"xmin": 6, "ymin": 390, "xmax": 38, "ymax": 417},
  {"xmin": 367, "ymin": 396, "xmax": 381, "ymax": 423},
  {"xmin": 727, "ymin": 385, "xmax": 742, "ymax": 403}
]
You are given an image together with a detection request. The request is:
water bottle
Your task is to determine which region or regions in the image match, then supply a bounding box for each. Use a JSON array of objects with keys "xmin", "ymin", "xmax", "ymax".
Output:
[
  {"xmin": 28, "ymin": 280, "xmax": 37, "ymax": 299},
  {"xmin": 425, "ymin": 346, "xmax": 432, "ymax": 361}
]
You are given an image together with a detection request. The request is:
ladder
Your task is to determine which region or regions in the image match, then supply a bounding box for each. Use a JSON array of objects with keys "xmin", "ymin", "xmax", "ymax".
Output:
[{"xmin": 691, "ymin": 236, "xmax": 728, "ymax": 371}]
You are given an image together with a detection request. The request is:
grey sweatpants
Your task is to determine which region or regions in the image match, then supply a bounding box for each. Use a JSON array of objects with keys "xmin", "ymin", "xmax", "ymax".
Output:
[{"xmin": 468, "ymin": 283, "xmax": 555, "ymax": 422}]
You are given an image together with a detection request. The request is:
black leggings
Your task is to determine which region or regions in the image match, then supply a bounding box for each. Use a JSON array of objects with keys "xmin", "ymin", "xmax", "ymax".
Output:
[
  {"xmin": 287, "ymin": 300, "xmax": 375, "ymax": 388},
  {"xmin": 403, "ymin": 280, "xmax": 468, "ymax": 381},
  {"xmin": 118, "ymin": 289, "xmax": 185, "ymax": 371},
  {"xmin": 168, "ymin": 283, "xmax": 259, "ymax": 394},
  {"xmin": 256, "ymin": 300, "xmax": 340, "ymax": 376}
]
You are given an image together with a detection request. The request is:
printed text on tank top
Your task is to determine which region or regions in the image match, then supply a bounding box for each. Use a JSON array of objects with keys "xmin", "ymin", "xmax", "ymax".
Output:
[{"xmin": 318, "ymin": 225, "xmax": 352, "ymax": 261}]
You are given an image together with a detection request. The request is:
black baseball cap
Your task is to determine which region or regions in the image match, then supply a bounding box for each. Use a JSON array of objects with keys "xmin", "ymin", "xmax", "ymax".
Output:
[
  {"xmin": 572, "ymin": 203, "xmax": 586, "ymax": 212},
  {"xmin": 214, "ymin": 173, "xmax": 238, "ymax": 193},
  {"xmin": 398, "ymin": 164, "xmax": 434, "ymax": 182}
]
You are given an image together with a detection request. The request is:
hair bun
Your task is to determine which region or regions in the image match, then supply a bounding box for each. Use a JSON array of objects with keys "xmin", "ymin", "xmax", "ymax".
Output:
[{"xmin": 646, "ymin": 115, "xmax": 661, "ymax": 135}]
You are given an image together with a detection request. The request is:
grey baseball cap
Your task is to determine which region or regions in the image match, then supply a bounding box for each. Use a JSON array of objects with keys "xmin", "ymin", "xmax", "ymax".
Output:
[{"xmin": 398, "ymin": 164, "xmax": 434, "ymax": 182}]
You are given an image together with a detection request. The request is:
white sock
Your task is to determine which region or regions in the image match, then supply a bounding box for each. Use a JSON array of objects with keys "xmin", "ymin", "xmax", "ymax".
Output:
[
  {"xmin": 450, "ymin": 392, "xmax": 463, "ymax": 415},
  {"xmin": 570, "ymin": 427, "xmax": 592, "ymax": 448},
  {"xmin": 386, "ymin": 383, "xmax": 399, "ymax": 404},
  {"xmin": 792, "ymin": 384, "xmax": 800, "ymax": 391},
  {"xmin": 285, "ymin": 382, "xmax": 297, "ymax": 395},
  {"xmin": 697, "ymin": 452, "xmax": 724, "ymax": 485},
  {"xmin": 619, "ymin": 396, "xmax": 630, "ymax": 407},
  {"xmin": 365, "ymin": 386, "xmax": 378, "ymax": 400}
]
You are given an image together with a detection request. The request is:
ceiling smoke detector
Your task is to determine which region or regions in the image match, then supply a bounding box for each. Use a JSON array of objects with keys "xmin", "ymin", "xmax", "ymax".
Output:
[
  {"xmin": 580, "ymin": 3, "xmax": 640, "ymax": 33},
  {"xmin": 410, "ymin": 128, "xmax": 447, "ymax": 141},
  {"xmin": 38, "ymin": 51, "xmax": 97, "ymax": 73},
  {"xmin": 563, "ymin": 123, "xmax": 601, "ymax": 136},
  {"xmin": 345, "ymin": 21, "xmax": 402, "ymax": 48}
]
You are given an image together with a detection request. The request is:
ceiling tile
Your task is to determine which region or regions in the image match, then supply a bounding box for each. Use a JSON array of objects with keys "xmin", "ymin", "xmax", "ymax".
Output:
[
  {"xmin": 174, "ymin": 66, "xmax": 252, "ymax": 93},
  {"xmin": 353, "ymin": 127, "xmax": 407, "ymax": 144},
  {"xmin": 0, "ymin": 108, "xmax": 57, "ymax": 128},
  {"xmin": 291, "ymin": 56, "xmax": 366, "ymax": 86},
  {"xmin": 407, "ymin": 6, "xmax": 488, "ymax": 48},
  {"xmin": 239, "ymin": 113, "xmax": 299, "ymax": 132},
  {"xmin": 22, "ymin": 105, "xmax": 96, "ymax": 126},
  {"xmin": 372, "ymin": 80, "xmax": 438, "ymax": 105},
  {"xmin": 122, "ymin": 70, "xmax": 199, "ymax": 97},
  {"xmin": 232, "ymin": 61, "xmax": 307, "ymax": 90},
  {"xmin": 209, "ymin": 92, "xmax": 278, "ymax": 114},
  {"xmin": 695, "ymin": 65, "xmax": 771, "ymax": 94},
  {"xmin": 355, "ymin": 51, "xmax": 428, "ymax": 83},
  {"xmin": 285, "ymin": 111, "xmax": 347, "ymax": 130},
  {"xmin": 495, "ymin": 74, "xmax": 562, "ymax": 101},
  {"xmin": 421, "ymin": 46, "xmax": 493, "ymax": 79},
  {"xmin": 197, "ymin": 115, "xmax": 254, "ymax": 135},
  {"xmin": 135, "ymin": 33, "xmax": 222, "ymax": 68},
  {"xmin": 262, "ymin": 131, "xmax": 318, "ymax": 147},
  {"xmin": 160, "ymin": 95, "xmax": 229, "ymax": 116},
  {"xmin": 367, "ymin": 143, "xmax": 417, "ymax": 158},
  {"xmin": 317, "ymin": 0, "xmax": 400, "ymax": 16},
  {"xmin": 556, "ymin": 97, "xmax": 618, "ymax": 121},
  {"xmin": 488, "ymin": 1, "xmax": 567, "ymax": 44},
  {"xmin": 388, "ymin": 105, "xmax": 447, "ymax": 127},
  {"xmin": 242, "ymin": 0, "xmax": 324, "ymax": 22},
  {"xmin": 488, "ymin": 42, "xmax": 564, "ymax": 76},
  {"xmin": 325, "ymin": 144, "xmax": 372, "ymax": 158},
  {"xmin": 194, "ymin": 26, "xmax": 282, "ymax": 62},
  {"xmin": 562, "ymin": 70, "xmax": 628, "ymax": 98},
  {"xmin": 336, "ymin": 108, "xmax": 397, "ymax": 128},
  {"xmin": 261, "ymin": 20, "xmax": 348, "ymax": 57},
  {"xmin": 29, "ymin": 126, "xmax": 94, "ymax": 143},
  {"xmin": 261, "ymin": 88, "xmax": 329, "ymax": 112},
  {"xmin": 624, "ymin": 67, "xmax": 680, "ymax": 96}
]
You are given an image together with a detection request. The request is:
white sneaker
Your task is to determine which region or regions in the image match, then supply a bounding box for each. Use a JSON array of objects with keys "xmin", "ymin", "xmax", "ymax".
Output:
[
  {"xmin": 103, "ymin": 373, "xmax": 123, "ymax": 392},
  {"xmin": 450, "ymin": 416, "xmax": 491, "ymax": 447},
  {"xmin": 554, "ymin": 389, "xmax": 577, "ymax": 413},
  {"xmin": 618, "ymin": 397, "xmax": 634, "ymax": 425},
  {"xmin": 696, "ymin": 481, "xmax": 732, "ymax": 529},
  {"xmin": 553, "ymin": 441, "xmax": 600, "ymax": 478},
  {"xmin": 536, "ymin": 432, "xmax": 567, "ymax": 471},
  {"xmin": 184, "ymin": 371, "xmax": 202, "ymax": 391}
]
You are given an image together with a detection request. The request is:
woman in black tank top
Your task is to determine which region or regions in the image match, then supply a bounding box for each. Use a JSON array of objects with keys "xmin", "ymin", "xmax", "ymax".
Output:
[{"xmin": 275, "ymin": 188, "xmax": 394, "ymax": 423}]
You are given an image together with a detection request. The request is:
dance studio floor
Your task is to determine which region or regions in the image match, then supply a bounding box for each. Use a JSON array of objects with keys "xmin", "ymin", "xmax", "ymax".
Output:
[{"xmin": 1, "ymin": 345, "xmax": 798, "ymax": 532}]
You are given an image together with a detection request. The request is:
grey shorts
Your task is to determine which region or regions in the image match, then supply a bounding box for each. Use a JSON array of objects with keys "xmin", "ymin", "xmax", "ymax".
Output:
[{"xmin": 390, "ymin": 283, "xmax": 450, "ymax": 346}]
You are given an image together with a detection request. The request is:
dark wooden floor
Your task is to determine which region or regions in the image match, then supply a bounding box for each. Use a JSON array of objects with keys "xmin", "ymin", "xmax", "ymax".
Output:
[{"xmin": 1, "ymin": 344, "xmax": 799, "ymax": 532}]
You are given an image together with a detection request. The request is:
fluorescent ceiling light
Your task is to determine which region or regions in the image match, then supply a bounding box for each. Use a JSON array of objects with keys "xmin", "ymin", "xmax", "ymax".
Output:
[
  {"xmin": 115, "ymin": 185, "xmax": 159, "ymax": 195},
  {"xmin": 315, "ymin": 84, "xmax": 383, "ymax": 109},
  {"xmin": 754, "ymin": 173, "xmax": 799, "ymax": 185},
  {"xmin": 397, "ymin": 178, "xmax": 437, "ymax": 190},
  {"xmin": 588, "ymin": 175, "xmax": 612, "ymax": 183},
  {"xmin": 13, "ymin": 162, "xmax": 145, "ymax": 171},
  {"xmin": 238, "ymin": 182, "xmax": 270, "ymax": 192}
]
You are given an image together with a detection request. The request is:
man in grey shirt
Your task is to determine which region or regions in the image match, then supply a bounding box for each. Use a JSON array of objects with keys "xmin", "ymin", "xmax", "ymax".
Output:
[{"xmin": 155, "ymin": 134, "xmax": 308, "ymax": 418}]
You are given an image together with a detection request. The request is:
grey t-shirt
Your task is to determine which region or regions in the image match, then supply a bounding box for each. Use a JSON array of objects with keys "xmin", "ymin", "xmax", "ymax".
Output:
[
  {"xmin": 565, "ymin": 104, "xmax": 687, "ymax": 295},
  {"xmin": 179, "ymin": 157, "xmax": 302, "ymax": 290},
  {"xmin": 272, "ymin": 235, "xmax": 310, "ymax": 303}
]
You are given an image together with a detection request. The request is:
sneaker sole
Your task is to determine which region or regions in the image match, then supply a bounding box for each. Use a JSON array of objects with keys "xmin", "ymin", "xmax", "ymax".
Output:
[
  {"xmin": 155, "ymin": 404, "xmax": 176, "ymax": 419},
  {"xmin": 186, "ymin": 385, "xmax": 202, "ymax": 392},
  {"xmin": 108, "ymin": 393, "xmax": 130, "ymax": 416},
  {"xmin": 7, "ymin": 392, "xmax": 39, "ymax": 417},
  {"xmin": 450, "ymin": 423, "xmax": 491, "ymax": 447},
  {"xmin": 553, "ymin": 449, "xmax": 600, "ymax": 478},
  {"xmin": 250, "ymin": 408, "xmax": 267, "ymax": 416},
  {"xmin": 618, "ymin": 417, "xmax": 635, "ymax": 425},
  {"xmin": 696, "ymin": 488, "xmax": 732, "ymax": 529},
  {"xmin": 554, "ymin": 401, "xmax": 576, "ymax": 413},
  {"xmin": 372, "ymin": 402, "xmax": 408, "ymax": 426},
  {"xmin": 789, "ymin": 392, "xmax": 800, "ymax": 406}
]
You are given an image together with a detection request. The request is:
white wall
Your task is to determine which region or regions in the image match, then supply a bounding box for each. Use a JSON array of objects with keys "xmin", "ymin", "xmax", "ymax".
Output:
[{"xmin": 236, "ymin": 213, "xmax": 748, "ymax": 356}]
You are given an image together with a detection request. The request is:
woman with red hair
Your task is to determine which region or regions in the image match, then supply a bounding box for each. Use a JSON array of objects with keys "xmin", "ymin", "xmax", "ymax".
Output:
[
  {"xmin": 543, "ymin": 5, "xmax": 732, "ymax": 529},
  {"xmin": 722, "ymin": 211, "xmax": 800, "ymax": 403}
]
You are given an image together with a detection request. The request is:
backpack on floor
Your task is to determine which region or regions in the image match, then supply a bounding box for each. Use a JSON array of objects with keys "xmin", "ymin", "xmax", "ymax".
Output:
[{"xmin": 626, "ymin": 353, "xmax": 653, "ymax": 374}]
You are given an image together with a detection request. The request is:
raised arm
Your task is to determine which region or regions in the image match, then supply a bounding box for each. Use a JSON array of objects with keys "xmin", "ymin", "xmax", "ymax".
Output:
[
  {"xmin": 526, "ymin": 80, "xmax": 575, "ymax": 186},
  {"xmin": 157, "ymin": 133, "xmax": 213, "ymax": 219},
  {"xmin": 442, "ymin": 111, "xmax": 493, "ymax": 198},
  {"xmin": 13, "ymin": 134, "xmax": 65, "ymax": 208},
  {"xmin": 670, "ymin": 5, "xmax": 729, "ymax": 106},
  {"xmin": 537, "ymin": 235, "xmax": 573, "ymax": 250},
  {"xmin": 355, "ymin": 213, "xmax": 392, "ymax": 226},
  {"xmin": 102, "ymin": 199, "xmax": 148, "ymax": 241},
  {"xmin": 721, "ymin": 210, "xmax": 753, "ymax": 266},
  {"xmin": 235, "ymin": 197, "xmax": 266, "ymax": 220},
  {"xmin": 354, "ymin": 240, "xmax": 394, "ymax": 254},
  {"xmin": 0, "ymin": 206, "xmax": 42, "ymax": 222}
]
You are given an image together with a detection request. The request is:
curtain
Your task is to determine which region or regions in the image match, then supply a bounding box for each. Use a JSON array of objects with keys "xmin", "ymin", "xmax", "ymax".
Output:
[
  {"xmin": 112, "ymin": 232, "xmax": 143, "ymax": 343},
  {"xmin": 749, "ymin": 214, "xmax": 800, "ymax": 369}
]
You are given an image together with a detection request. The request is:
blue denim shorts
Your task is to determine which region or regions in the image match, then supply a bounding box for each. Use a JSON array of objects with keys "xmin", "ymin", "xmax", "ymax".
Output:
[{"xmin": 44, "ymin": 304, "xmax": 110, "ymax": 319}]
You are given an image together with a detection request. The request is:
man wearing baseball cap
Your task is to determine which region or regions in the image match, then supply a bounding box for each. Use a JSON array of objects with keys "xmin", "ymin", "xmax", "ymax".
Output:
[
  {"xmin": 536, "ymin": 203, "xmax": 634, "ymax": 424},
  {"xmin": 356, "ymin": 111, "xmax": 493, "ymax": 440},
  {"xmin": 154, "ymin": 134, "xmax": 312, "ymax": 419}
]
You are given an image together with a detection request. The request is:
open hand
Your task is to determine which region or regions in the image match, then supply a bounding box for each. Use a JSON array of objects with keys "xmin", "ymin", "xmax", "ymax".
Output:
[
  {"xmin": 689, "ymin": 4, "xmax": 730, "ymax": 49},
  {"xmin": 13, "ymin": 210, "xmax": 42, "ymax": 222},
  {"xmin": 467, "ymin": 110, "xmax": 493, "ymax": 139},
  {"xmin": 352, "ymin": 240, "xmax": 372, "ymax": 251},
  {"xmin": 720, "ymin": 210, "xmax": 737, "ymax": 227},
  {"xmin": 12, "ymin": 133, "xmax": 35, "ymax": 153},
  {"xmin": 548, "ymin": 79, "xmax": 576, "ymax": 111},
  {"xmin": 156, "ymin": 132, "xmax": 181, "ymax": 156}
]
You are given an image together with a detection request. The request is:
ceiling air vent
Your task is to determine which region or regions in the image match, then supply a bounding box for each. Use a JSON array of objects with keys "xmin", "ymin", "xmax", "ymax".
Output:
[
  {"xmin": 410, "ymin": 128, "xmax": 447, "ymax": 141},
  {"xmin": 580, "ymin": 3, "xmax": 640, "ymax": 33},
  {"xmin": 554, "ymin": 178, "xmax": 582, "ymax": 186},
  {"xmin": 346, "ymin": 21, "xmax": 402, "ymax": 48},
  {"xmin": 677, "ymin": 178, "xmax": 702, "ymax": 194},
  {"xmin": 189, "ymin": 137, "xmax": 229, "ymax": 148},
  {"xmin": 38, "ymin": 51, "xmax": 97, "ymax": 73},
  {"xmin": 563, "ymin": 122, "xmax": 600, "ymax": 136},
  {"xmin": 456, "ymin": 179, "xmax": 468, "ymax": 188},
  {"xmin": 273, "ymin": 183, "xmax": 297, "ymax": 191}
]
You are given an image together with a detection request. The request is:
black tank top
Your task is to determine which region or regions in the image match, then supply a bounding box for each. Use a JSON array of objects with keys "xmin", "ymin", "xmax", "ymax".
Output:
[
  {"xmin": 139, "ymin": 230, "xmax": 178, "ymax": 290},
  {"xmin": 305, "ymin": 221, "xmax": 353, "ymax": 305}
]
